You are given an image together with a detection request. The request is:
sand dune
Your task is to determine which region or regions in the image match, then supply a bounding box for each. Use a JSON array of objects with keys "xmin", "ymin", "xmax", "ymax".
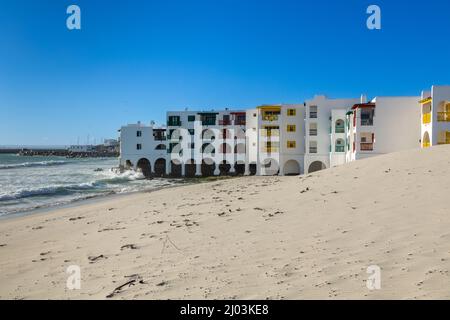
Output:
[{"xmin": 1, "ymin": 146, "xmax": 450, "ymax": 299}]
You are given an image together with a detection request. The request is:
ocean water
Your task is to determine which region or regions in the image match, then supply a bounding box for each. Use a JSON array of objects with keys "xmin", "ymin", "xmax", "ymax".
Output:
[{"xmin": 0, "ymin": 154, "xmax": 179, "ymax": 218}]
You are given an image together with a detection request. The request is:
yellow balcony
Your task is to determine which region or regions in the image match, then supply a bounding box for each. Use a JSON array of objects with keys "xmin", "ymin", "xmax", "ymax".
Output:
[
  {"xmin": 437, "ymin": 112, "xmax": 450, "ymax": 122},
  {"xmin": 262, "ymin": 147, "xmax": 279, "ymax": 153},
  {"xmin": 423, "ymin": 142, "xmax": 431, "ymax": 148},
  {"xmin": 260, "ymin": 130, "xmax": 280, "ymax": 137},
  {"xmin": 262, "ymin": 115, "xmax": 279, "ymax": 121},
  {"xmin": 422, "ymin": 113, "xmax": 431, "ymax": 124}
]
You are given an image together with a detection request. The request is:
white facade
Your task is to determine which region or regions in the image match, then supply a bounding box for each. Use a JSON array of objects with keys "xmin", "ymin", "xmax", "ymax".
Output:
[
  {"xmin": 420, "ymin": 85, "xmax": 450, "ymax": 148},
  {"xmin": 251, "ymin": 105, "xmax": 305, "ymax": 176},
  {"xmin": 304, "ymin": 95, "xmax": 361, "ymax": 173},
  {"xmin": 347, "ymin": 96, "xmax": 421, "ymax": 162},
  {"xmin": 119, "ymin": 122, "xmax": 167, "ymax": 176},
  {"xmin": 166, "ymin": 110, "xmax": 247, "ymax": 176},
  {"xmin": 119, "ymin": 85, "xmax": 447, "ymax": 178}
]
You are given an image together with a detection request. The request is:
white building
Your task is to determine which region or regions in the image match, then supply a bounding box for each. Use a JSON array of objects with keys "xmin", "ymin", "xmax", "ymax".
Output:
[
  {"xmin": 304, "ymin": 95, "xmax": 361, "ymax": 173},
  {"xmin": 166, "ymin": 109, "xmax": 247, "ymax": 177},
  {"xmin": 420, "ymin": 85, "xmax": 450, "ymax": 148},
  {"xmin": 249, "ymin": 105, "xmax": 305, "ymax": 176},
  {"xmin": 119, "ymin": 85, "xmax": 447, "ymax": 178},
  {"xmin": 347, "ymin": 96, "xmax": 421, "ymax": 162},
  {"xmin": 119, "ymin": 122, "xmax": 167, "ymax": 177}
]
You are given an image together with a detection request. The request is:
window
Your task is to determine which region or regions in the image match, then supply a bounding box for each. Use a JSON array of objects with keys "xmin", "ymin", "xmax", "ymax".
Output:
[
  {"xmin": 189, "ymin": 143, "xmax": 195, "ymax": 149},
  {"xmin": 188, "ymin": 129, "xmax": 195, "ymax": 135},
  {"xmin": 287, "ymin": 141, "xmax": 296, "ymax": 149},
  {"xmin": 287, "ymin": 109, "xmax": 296, "ymax": 116},
  {"xmin": 360, "ymin": 109, "xmax": 374, "ymax": 126},
  {"xmin": 309, "ymin": 141, "xmax": 317, "ymax": 153},
  {"xmin": 188, "ymin": 115, "xmax": 196, "ymax": 122},
  {"xmin": 168, "ymin": 116, "xmax": 181, "ymax": 126},
  {"xmin": 335, "ymin": 139, "xmax": 345, "ymax": 153},
  {"xmin": 136, "ymin": 144, "xmax": 142, "ymax": 150},
  {"xmin": 309, "ymin": 123, "xmax": 318, "ymax": 136},
  {"xmin": 137, "ymin": 131, "xmax": 142, "ymax": 137},
  {"xmin": 310, "ymin": 106, "xmax": 318, "ymax": 119},
  {"xmin": 287, "ymin": 125, "xmax": 296, "ymax": 132}
]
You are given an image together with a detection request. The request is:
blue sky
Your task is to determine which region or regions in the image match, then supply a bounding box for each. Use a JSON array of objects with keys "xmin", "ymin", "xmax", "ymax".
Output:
[{"xmin": 1, "ymin": 0, "xmax": 449, "ymax": 146}]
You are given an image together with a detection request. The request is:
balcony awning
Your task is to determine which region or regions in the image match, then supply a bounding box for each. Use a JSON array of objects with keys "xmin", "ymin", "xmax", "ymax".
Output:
[
  {"xmin": 352, "ymin": 103, "xmax": 376, "ymax": 110},
  {"xmin": 419, "ymin": 97, "xmax": 432, "ymax": 105},
  {"xmin": 346, "ymin": 111, "xmax": 354, "ymax": 116},
  {"xmin": 257, "ymin": 105, "xmax": 281, "ymax": 111}
]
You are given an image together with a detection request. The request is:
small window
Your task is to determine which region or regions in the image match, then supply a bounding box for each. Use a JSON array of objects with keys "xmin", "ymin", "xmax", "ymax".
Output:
[
  {"xmin": 309, "ymin": 141, "xmax": 317, "ymax": 153},
  {"xmin": 287, "ymin": 125, "xmax": 296, "ymax": 132},
  {"xmin": 189, "ymin": 143, "xmax": 195, "ymax": 149},
  {"xmin": 287, "ymin": 141, "xmax": 296, "ymax": 149},
  {"xmin": 253, "ymin": 113, "xmax": 257, "ymax": 117},
  {"xmin": 287, "ymin": 109, "xmax": 296, "ymax": 116},
  {"xmin": 309, "ymin": 123, "xmax": 318, "ymax": 136},
  {"xmin": 188, "ymin": 115, "xmax": 196, "ymax": 122},
  {"xmin": 137, "ymin": 131, "xmax": 142, "ymax": 137},
  {"xmin": 137, "ymin": 144, "xmax": 142, "ymax": 150},
  {"xmin": 310, "ymin": 106, "xmax": 318, "ymax": 119}
]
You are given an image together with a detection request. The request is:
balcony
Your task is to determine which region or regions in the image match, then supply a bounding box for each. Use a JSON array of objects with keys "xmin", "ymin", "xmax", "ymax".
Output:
[
  {"xmin": 335, "ymin": 146, "xmax": 345, "ymax": 153},
  {"xmin": 262, "ymin": 147, "xmax": 279, "ymax": 153},
  {"xmin": 219, "ymin": 120, "xmax": 231, "ymax": 126},
  {"xmin": 335, "ymin": 126, "xmax": 345, "ymax": 134},
  {"xmin": 423, "ymin": 113, "xmax": 432, "ymax": 124},
  {"xmin": 309, "ymin": 129, "xmax": 318, "ymax": 136},
  {"xmin": 262, "ymin": 115, "xmax": 279, "ymax": 122},
  {"xmin": 234, "ymin": 120, "xmax": 246, "ymax": 126},
  {"xmin": 309, "ymin": 112, "xmax": 317, "ymax": 119},
  {"xmin": 360, "ymin": 119, "xmax": 374, "ymax": 126},
  {"xmin": 309, "ymin": 147, "xmax": 317, "ymax": 154},
  {"xmin": 360, "ymin": 143, "xmax": 374, "ymax": 151},
  {"xmin": 261, "ymin": 130, "xmax": 280, "ymax": 137},
  {"xmin": 437, "ymin": 112, "xmax": 450, "ymax": 122},
  {"xmin": 167, "ymin": 120, "xmax": 181, "ymax": 126}
]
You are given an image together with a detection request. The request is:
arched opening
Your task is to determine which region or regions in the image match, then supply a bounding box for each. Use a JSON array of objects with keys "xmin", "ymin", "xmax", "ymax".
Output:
[
  {"xmin": 155, "ymin": 144, "xmax": 166, "ymax": 150},
  {"xmin": 249, "ymin": 163, "xmax": 257, "ymax": 176},
  {"xmin": 335, "ymin": 119, "xmax": 345, "ymax": 133},
  {"xmin": 137, "ymin": 158, "xmax": 152, "ymax": 178},
  {"xmin": 185, "ymin": 159, "xmax": 196, "ymax": 178},
  {"xmin": 423, "ymin": 131, "xmax": 431, "ymax": 148},
  {"xmin": 262, "ymin": 158, "xmax": 279, "ymax": 176},
  {"xmin": 219, "ymin": 143, "xmax": 232, "ymax": 154},
  {"xmin": 154, "ymin": 158, "xmax": 166, "ymax": 177},
  {"xmin": 283, "ymin": 160, "xmax": 300, "ymax": 176},
  {"xmin": 221, "ymin": 129, "xmax": 231, "ymax": 139},
  {"xmin": 308, "ymin": 161, "xmax": 326, "ymax": 173},
  {"xmin": 201, "ymin": 158, "xmax": 215, "ymax": 177},
  {"xmin": 171, "ymin": 160, "xmax": 182, "ymax": 177},
  {"xmin": 202, "ymin": 129, "xmax": 215, "ymax": 140},
  {"xmin": 235, "ymin": 128, "xmax": 246, "ymax": 139},
  {"xmin": 219, "ymin": 160, "xmax": 231, "ymax": 175},
  {"xmin": 202, "ymin": 143, "xmax": 215, "ymax": 156},
  {"xmin": 125, "ymin": 160, "xmax": 133, "ymax": 170},
  {"xmin": 234, "ymin": 162, "xmax": 245, "ymax": 175},
  {"xmin": 335, "ymin": 139, "xmax": 345, "ymax": 152},
  {"xmin": 234, "ymin": 143, "xmax": 246, "ymax": 154}
]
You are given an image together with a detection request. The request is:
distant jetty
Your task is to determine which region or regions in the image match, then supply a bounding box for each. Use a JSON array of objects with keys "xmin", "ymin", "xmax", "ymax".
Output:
[{"xmin": 0, "ymin": 148, "xmax": 119, "ymax": 158}]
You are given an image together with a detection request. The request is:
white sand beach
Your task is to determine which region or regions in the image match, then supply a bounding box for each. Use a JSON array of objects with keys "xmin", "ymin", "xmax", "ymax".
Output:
[{"xmin": 1, "ymin": 146, "xmax": 450, "ymax": 299}]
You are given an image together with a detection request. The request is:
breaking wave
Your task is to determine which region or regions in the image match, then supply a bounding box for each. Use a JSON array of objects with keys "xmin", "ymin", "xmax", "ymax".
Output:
[{"xmin": 0, "ymin": 160, "xmax": 68, "ymax": 170}]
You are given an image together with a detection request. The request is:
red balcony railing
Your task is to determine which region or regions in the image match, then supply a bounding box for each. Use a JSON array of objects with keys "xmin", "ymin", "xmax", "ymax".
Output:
[{"xmin": 360, "ymin": 143, "xmax": 374, "ymax": 151}]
